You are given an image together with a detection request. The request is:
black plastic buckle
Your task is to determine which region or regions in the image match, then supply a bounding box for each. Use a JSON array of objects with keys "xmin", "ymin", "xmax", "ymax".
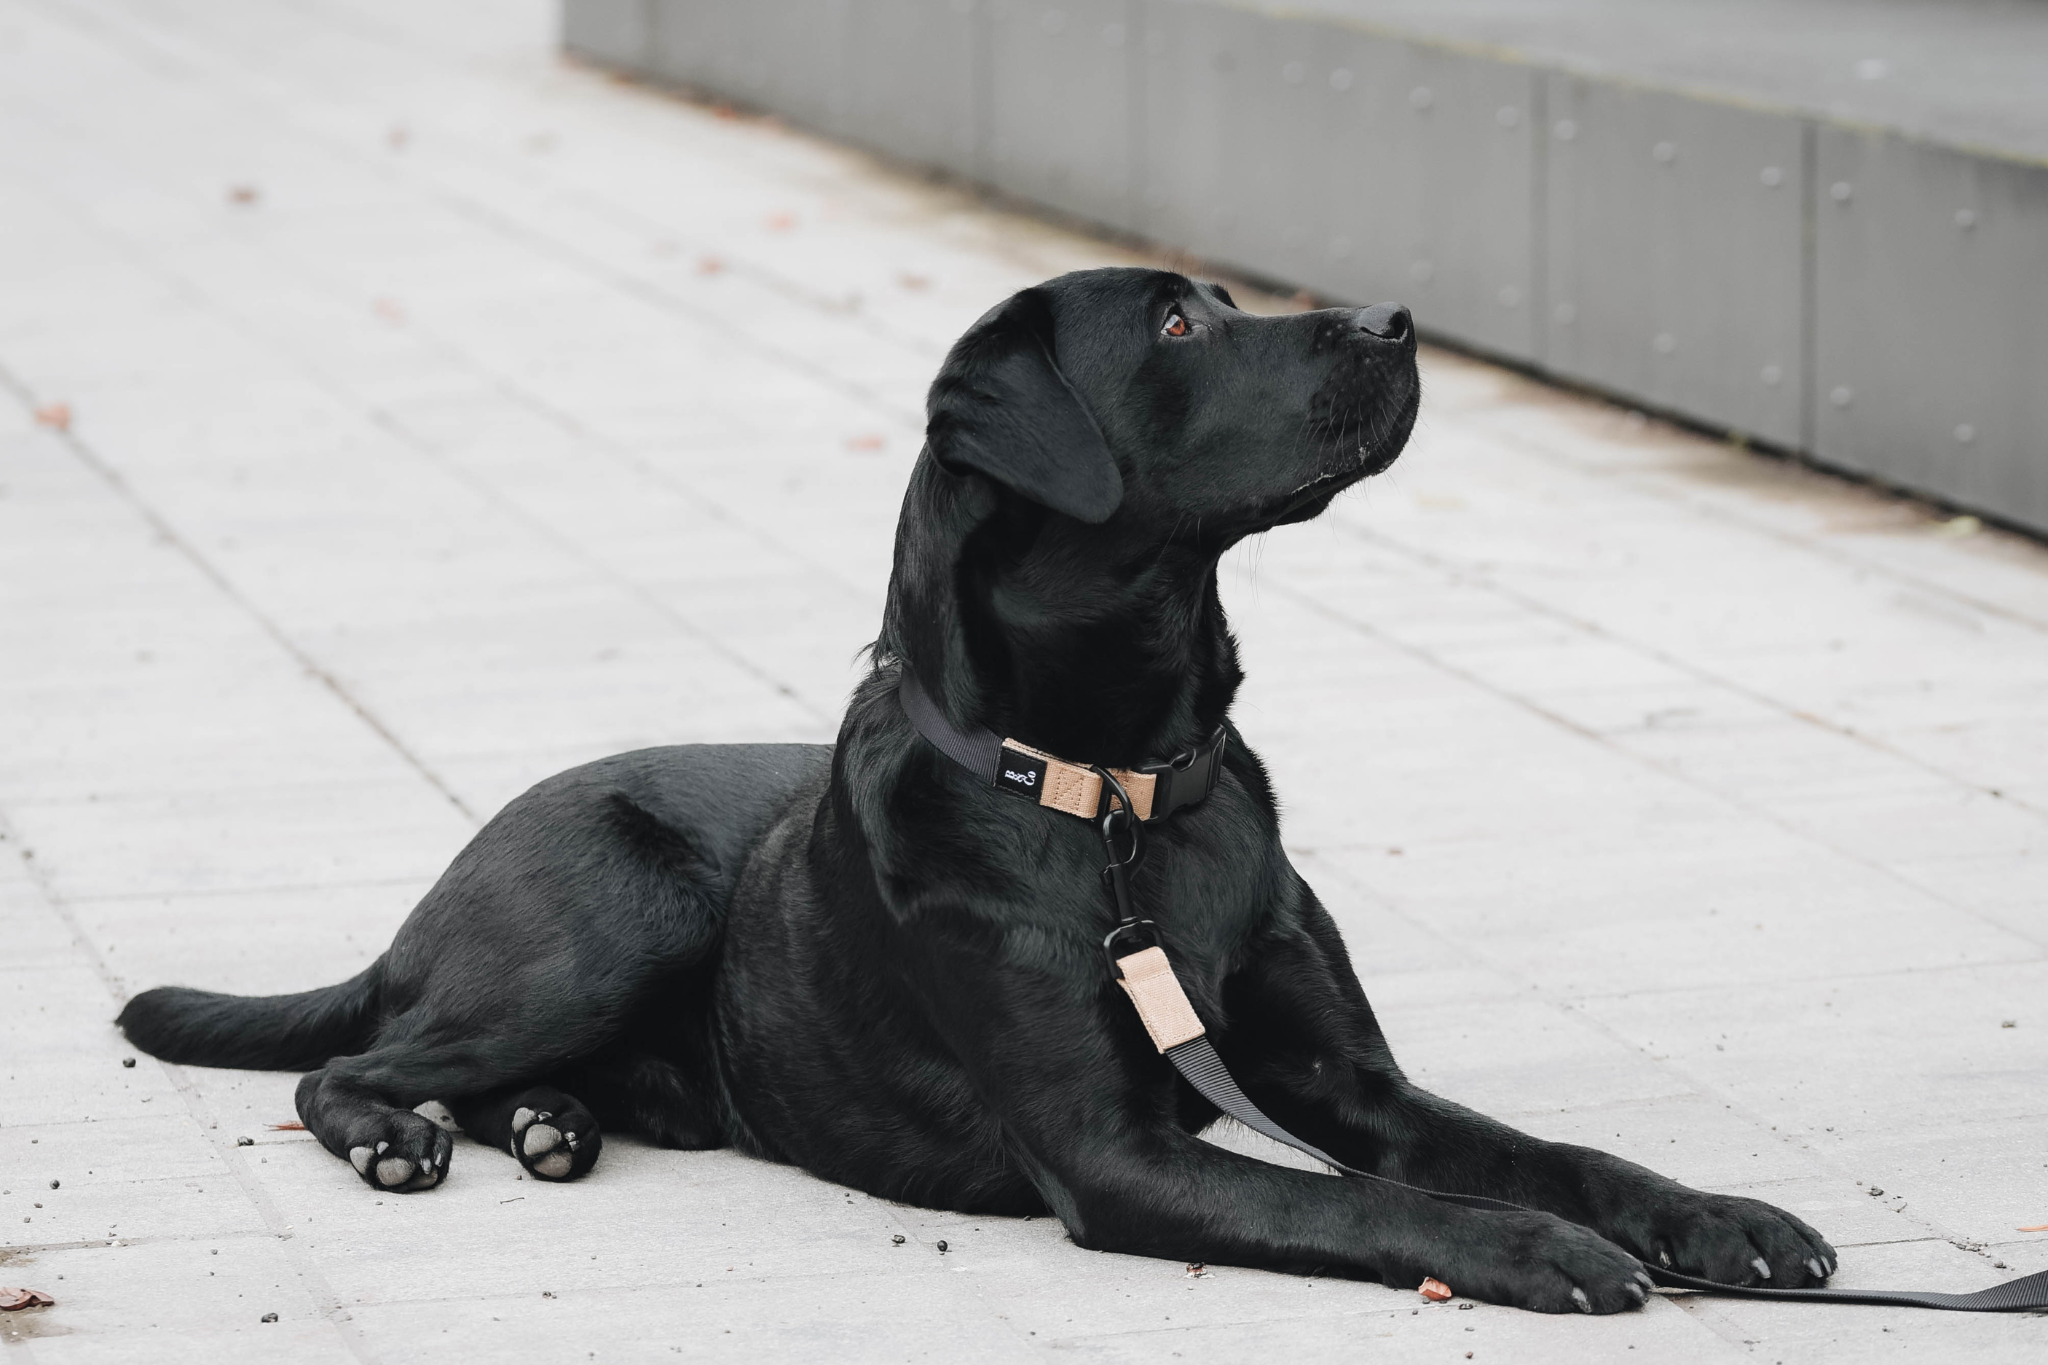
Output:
[
  {"xmin": 1102, "ymin": 919, "xmax": 1161, "ymax": 977},
  {"xmin": 1137, "ymin": 726, "xmax": 1228, "ymax": 822}
]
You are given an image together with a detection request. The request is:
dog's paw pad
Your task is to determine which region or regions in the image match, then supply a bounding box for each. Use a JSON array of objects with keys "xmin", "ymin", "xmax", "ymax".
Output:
[
  {"xmin": 508, "ymin": 1101, "xmax": 596, "ymax": 1181},
  {"xmin": 344, "ymin": 1118, "xmax": 450, "ymax": 1192}
]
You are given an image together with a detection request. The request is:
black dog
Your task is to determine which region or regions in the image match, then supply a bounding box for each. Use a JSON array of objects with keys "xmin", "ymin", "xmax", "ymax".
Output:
[{"xmin": 119, "ymin": 267, "xmax": 1835, "ymax": 1312}]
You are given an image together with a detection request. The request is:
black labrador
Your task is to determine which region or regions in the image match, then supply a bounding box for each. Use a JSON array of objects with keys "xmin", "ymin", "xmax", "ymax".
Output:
[{"xmin": 119, "ymin": 267, "xmax": 1835, "ymax": 1312}]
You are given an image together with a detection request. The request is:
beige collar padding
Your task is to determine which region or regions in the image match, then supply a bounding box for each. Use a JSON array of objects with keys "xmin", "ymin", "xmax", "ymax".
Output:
[
  {"xmin": 1113, "ymin": 946, "xmax": 1206, "ymax": 1052},
  {"xmin": 1003, "ymin": 739, "xmax": 1156, "ymax": 820}
]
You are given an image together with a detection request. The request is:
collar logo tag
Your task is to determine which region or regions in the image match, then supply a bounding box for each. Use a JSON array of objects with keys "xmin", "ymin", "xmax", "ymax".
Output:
[{"xmin": 994, "ymin": 746, "xmax": 1050, "ymax": 799}]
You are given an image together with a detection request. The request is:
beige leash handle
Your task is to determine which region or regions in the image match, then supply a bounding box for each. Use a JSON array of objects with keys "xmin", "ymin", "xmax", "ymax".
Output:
[{"xmin": 1113, "ymin": 946, "xmax": 1206, "ymax": 1051}]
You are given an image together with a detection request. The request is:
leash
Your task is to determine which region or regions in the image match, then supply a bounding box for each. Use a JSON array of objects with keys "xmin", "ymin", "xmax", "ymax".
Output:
[{"xmin": 896, "ymin": 675, "xmax": 2048, "ymax": 1312}]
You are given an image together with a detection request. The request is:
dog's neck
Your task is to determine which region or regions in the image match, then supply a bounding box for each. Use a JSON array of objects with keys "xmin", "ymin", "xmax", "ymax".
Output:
[{"xmin": 880, "ymin": 463, "xmax": 1243, "ymax": 766}]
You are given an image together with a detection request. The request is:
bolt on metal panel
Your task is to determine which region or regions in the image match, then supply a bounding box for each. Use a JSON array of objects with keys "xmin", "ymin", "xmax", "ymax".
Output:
[
  {"xmin": 839, "ymin": 1, "xmax": 979, "ymax": 178},
  {"xmin": 562, "ymin": 0, "xmax": 653, "ymax": 71},
  {"xmin": 1814, "ymin": 126, "xmax": 2048, "ymax": 533},
  {"xmin": 1543, "ymin": 73, "xmax": 1806, "ymax": 447},
  {"xmin": 985, "ymin": 0, "xmax": 1140, "ymax": 233}
]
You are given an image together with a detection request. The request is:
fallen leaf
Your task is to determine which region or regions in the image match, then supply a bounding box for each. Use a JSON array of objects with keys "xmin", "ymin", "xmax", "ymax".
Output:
[
  {"xmin": 0, "ymin": 1288, "xmax": 55, "ymax": 1311},
  {"xmin": 1419, "ymin": 1277, "xmax": 1453, "ymax": 1301},
  {"xmin": 266, "ymin": 1121, "xmax": 306, "ymax": 1131},
  {"xmin": 2019, "ymin": 1223, "xmax": 2048, "ymax": 1233},
  {"xmin": 33, "ymin": 402, "xmax": 71, "ymax": 432}
]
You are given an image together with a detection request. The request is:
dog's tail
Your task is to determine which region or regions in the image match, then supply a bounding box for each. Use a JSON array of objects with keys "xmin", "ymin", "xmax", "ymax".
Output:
[{"xmin": 117, "ymin": 965, "xmax": 380, "ymax": 1071}]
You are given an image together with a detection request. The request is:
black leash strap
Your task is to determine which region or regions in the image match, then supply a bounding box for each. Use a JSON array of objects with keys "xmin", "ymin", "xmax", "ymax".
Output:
[{"xmin": 895, "ymin": 676, "xmax": 2048, "ymax": 1312}]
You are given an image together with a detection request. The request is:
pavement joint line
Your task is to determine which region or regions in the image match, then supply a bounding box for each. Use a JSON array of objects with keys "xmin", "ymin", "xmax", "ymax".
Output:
[
  {"xmin": 1335, "ymin": 513, "xmax": 2048, "ymax": 829},
  {"xmin": 1562, "ymin": 951, "xmax": 2048, "ymax": 1004},
  {"xmin": 1476, "ymin": 403, "xmax": 2048, "ymax": 640},
  {"xmin": 0, "ymin": 361, "xmax": 480, "ymax": 827},
  {"xmin": 56, "ymin": 876, "xmax": 435, "ymax": 906},
  {"xmin": 0, "ymin": 806, "xmax": 385, "ymax": 1365},
  {"xmin": 0, "ymin": 1229, "xmax": 285, "ymax": 1257},
  {"xmin": 1270, "ymin": 573, "xmax": 2048, "ymax": 957}
]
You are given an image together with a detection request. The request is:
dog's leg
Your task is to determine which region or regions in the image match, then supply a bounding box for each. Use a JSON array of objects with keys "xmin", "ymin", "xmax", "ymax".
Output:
[
  {"xmin": 446, "ymin": 1084, "xmax": 603, "ymax": 1181},
  {"xmin": 295, "ymin": 1066, "xmax": 453, "ymax": 1193},
  {"xmin": 1222, "ymin": 899, "xmax": 1838, "ymax": 1289},
  {"xmin": 906, "ymin": 937, "xmax": 1651, "ymax": 1313}
]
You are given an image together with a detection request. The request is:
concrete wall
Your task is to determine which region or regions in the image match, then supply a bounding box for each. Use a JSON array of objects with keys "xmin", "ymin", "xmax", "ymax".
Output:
[{"xmin": 562, "ymin": 0, "xmax": 2048, "ymax": 536}]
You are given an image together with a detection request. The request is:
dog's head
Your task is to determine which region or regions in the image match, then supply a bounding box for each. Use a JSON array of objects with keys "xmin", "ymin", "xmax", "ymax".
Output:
[
  {"xmin": 882, "ymin": 267, "xmax": 1418, "ymax": 755},
  {"xmin": 923, "ymin": 266, "xmax": 1417, "ymax": 540}
]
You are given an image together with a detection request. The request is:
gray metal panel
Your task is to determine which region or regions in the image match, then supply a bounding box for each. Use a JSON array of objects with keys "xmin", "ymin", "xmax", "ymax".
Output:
[
  {"xmin": 1814, "ymin": 128, "xmax": 2048, "ymax": 533},
  {"xmin": 645, "ymin": 0, "xmax": 731, "ymax": 91},
  {"xmin": 1335, "ymin": 41, "xmax": 1537, "ymax": 361},
  {"xmin": 561, "ymin": 0, "xmax": 652, "ymax": 70},
  {"xmin": 1543, "ymin": 74, "xmax": 1806, "ymax": 447},
  {"xmin": 840, "ymin": 0, "xmax": 979, "ymax": 178},
  {"xmin": 985, "ymin": 0, "xmax": 1138, "ymax": 232},
  {"xmin": 1139, "ymin": 4, "xmax": 1536, "ymax": 360}
]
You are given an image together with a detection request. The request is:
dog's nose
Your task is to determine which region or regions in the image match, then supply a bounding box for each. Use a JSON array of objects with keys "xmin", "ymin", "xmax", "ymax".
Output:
[{"xmin": 1354, "ymin": 303, "xmax": 1411, "ymax": 342}]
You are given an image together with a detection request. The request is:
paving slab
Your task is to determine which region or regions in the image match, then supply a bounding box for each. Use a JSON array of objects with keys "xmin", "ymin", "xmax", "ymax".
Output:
[{"xmin": 1, "ymin": 1, "xmax": 2044, "ymax": 1362}]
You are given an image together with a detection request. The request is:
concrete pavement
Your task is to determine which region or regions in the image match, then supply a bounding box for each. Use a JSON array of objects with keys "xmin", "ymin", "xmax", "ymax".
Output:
[{"xmin": 1, "ymin": 1, "xmax": 2044, "ymax": 1361}]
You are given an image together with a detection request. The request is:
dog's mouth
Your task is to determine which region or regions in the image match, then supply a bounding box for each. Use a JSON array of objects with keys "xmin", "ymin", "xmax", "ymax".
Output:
[{"xmin": 1267, "ymin": 384, "xmax": 1419, "ymax": 524}]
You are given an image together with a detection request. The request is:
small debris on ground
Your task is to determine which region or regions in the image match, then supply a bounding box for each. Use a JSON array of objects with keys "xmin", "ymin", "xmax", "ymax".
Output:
[
  {"xmin": 121, "ymin": 1056, "xmax": 135, "ymax": 1067},
  {"xmin": 236, "ymin": 1136, "xmax": 254, "ymax": 1147},
  {"xmin": 260, "ymin": 1312, "xmax": 278, "ymax": 1323},
  {"xmin": 1868, "ymin": 1187, "xmax": 1883, "ymax": 1196},
  {"xmin": 267, "ymin": 1121, "xmax": 306, "ymax": 1131},
  {"xmin": 1184, "ymin": 1263, "xmax": 1209, "ymax": 1278},
  {"xmin": 2019, "ymin": 1223, "xmax": 2048, "ymax": 1233},
  {"xmin": 1936, "ymin": 514, "xmax": 1982, "ymax": 538},
  {"xmin": 226, "ymin": 184, "xmax": 260, "ymax": 205},
  {"xmin": 33, "ymin": 403, "xmax": 71, "ymax": 431},
  {"xmin": 48, "ymin": 1181, "xmax": 58, "ymax": 1190},
  {"xmin": 1419, "ymin": 1278, "xmax": 1453, "ymax": 1301},
  {"xmin": 935, "ymin": 1240, "xmax": 948, "ymax": 1253},
  {"xmin": 891, "ymin": 1234, "xmax": 905, "ymax": 1245},
  {"xmin": 898, "ymin": 273, "xmax": 930, "ymax": 291},
  {"xmin": 2002, "ymin": 1020, "xmax": 2017, "ymax": 1028},
  {"xmin": 697, "ymin": 255, "xmax": 725, "ymax": 275},
  {"xmin": 1458, "ymin": 1301, "xmax": 1474, "ymax": 1310},
  {"xmin": 0, "ymin": 1288, "xmax": 56, "ymax": 1311},
  {"xmin": 844, "ymin": 434, "xmax": 884, "ymax": 452}
]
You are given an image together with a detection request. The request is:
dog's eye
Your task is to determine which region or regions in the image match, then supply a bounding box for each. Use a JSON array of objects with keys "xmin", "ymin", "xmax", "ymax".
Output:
[{"xmin": 1162, "ymin": 312, "xmax": 1189, "ymax": 338}]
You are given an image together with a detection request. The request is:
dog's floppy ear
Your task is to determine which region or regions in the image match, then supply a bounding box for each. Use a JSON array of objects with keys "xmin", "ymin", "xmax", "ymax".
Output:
[{"xmin": 925, "ymin": 288, "xmax": 1122, "ymax": 524}]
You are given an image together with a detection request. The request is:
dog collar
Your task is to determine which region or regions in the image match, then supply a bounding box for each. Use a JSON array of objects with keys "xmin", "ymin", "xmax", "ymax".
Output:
[{"xmin": 896, "ymin": 672, "xmax": 1226, "ymax": 822}]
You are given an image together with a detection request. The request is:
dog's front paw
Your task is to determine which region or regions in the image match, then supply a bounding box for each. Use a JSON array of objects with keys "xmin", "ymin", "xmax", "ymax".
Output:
[
  {"xmin": 1445, "ymin": 1211, "xmax": 1653, "ymax": 1314},
  {"xmin": 345, "ymin": 1111, "xmax": 452, "ymax": 1192},
  {"xmin": 1636, "ymin": 1191, "xmax": 1836, "ymax": 1288},
  {"xmin": 509, "ymin": 1097, "xmax": 601, "ymax": 1181}
]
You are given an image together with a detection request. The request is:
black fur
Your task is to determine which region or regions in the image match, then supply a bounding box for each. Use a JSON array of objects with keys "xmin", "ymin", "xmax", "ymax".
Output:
[{"xmin": 119, "ymin": 268, "xmax": 1835, "ymax": 1311}]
